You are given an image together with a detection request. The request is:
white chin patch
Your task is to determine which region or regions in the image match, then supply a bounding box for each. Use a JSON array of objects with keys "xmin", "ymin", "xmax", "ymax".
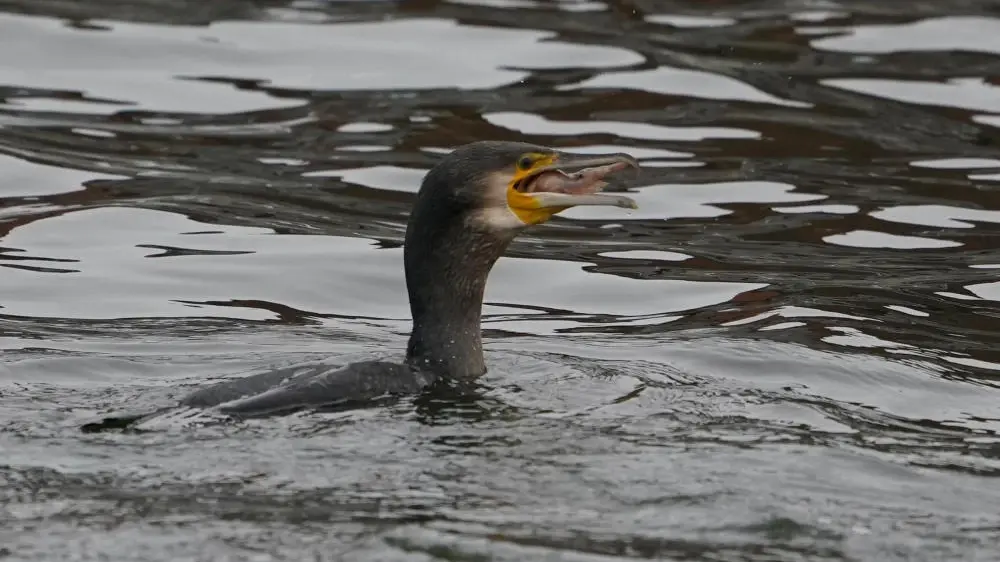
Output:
[
  {"xmin": 468, "ymin": 205, "xmax": 528, "ymax": 231},
  {"xmin": 468, "ymin": 173, "xmax": 531, "ymax": 231}
]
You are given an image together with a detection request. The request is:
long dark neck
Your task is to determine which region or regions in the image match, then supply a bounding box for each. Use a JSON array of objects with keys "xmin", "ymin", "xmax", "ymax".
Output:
[{"xmin": 404, "ymin": 212, "xmax": 511, "ymax": 379}]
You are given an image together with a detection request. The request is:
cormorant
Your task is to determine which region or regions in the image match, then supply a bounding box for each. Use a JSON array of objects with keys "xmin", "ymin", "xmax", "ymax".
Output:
[{"xmin": 87, "ymin": 141, "xmax": 639, "ymax": 426}]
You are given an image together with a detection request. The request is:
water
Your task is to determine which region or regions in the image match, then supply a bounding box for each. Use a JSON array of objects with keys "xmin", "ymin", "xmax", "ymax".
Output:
[{"xmin": 2, "ymin": 0, "xmax": 1000, "ymax": 559}]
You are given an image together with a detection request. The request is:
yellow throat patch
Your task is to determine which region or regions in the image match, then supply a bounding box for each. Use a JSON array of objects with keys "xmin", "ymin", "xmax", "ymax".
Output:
[{"xmin": 505, "ymin": 152, "xmax": 567, "ymax": 225}]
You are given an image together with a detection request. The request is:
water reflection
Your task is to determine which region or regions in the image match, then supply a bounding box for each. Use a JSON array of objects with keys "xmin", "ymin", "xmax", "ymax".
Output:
[
  {"xmin": 483, "ymin": 111, "xmax": 760, "ymax": 141},
  {"xmin": 823, "ymin": 229, "xmax": 963, "ymax": 250},
  {"xmin": 645, "ymin": 13, "xmax": 735, "ymax": 28},
  {"xmin": 811, "ymin": 16, "xmax": 1000, "ymax": 54},
  {"xmin": 565, "ymin": 180, "xmax": 822, "ymax": 221},
  {"xmin": 567, "ymin": 66, "xmax": 811, "ymax": 107},
  {"xmin": 824, "ymin": 77, "xmax": 1000, "ymax": 113},
  {"xmin": 0, "ymin": 152, "xmax": 125, "ymax": 197},
  {"xmin": 1, "ymin": 12, "xmax": 641, "ymax": 113}
]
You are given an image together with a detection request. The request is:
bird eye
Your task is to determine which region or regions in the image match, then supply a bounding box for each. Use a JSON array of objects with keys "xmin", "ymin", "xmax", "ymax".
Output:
[{"xmin": 517, "ymin": 155, "xmax": 535, "ymax": 171}]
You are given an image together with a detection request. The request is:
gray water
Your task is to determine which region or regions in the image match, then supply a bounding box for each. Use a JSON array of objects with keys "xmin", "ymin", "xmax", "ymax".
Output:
[{"xmin": 2, "ymin": 0, "xmax": 1000, "ymax": 560}]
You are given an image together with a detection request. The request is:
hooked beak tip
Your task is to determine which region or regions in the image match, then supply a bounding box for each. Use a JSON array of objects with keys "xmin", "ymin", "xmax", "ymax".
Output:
[{"xmin": 554, "ymin": 152, "xmax": 640, "ymax": 174}]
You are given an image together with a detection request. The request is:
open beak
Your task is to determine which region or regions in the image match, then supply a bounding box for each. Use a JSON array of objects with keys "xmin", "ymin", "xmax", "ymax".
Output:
[{"xmin": 510, "ymin": 152, "xmax": 640, "ymax": 217}]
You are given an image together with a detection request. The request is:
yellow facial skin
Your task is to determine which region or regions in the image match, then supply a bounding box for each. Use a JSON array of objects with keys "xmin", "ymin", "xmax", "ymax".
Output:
[{"xmin": 505, "ymin": 152, "xmax": 568, "ymax": 225}]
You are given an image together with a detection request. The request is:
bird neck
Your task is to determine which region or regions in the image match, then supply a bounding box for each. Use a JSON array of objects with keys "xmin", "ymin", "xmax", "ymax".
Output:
[{"xmin": 403, "ymin": 218, "xmax": 511, "ymax": 379}]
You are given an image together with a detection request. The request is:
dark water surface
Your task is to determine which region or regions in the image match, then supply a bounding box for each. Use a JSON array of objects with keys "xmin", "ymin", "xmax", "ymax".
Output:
[{"xmin": 2, "ymin": 0, "xmax": 1000, "ymax": 560}]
